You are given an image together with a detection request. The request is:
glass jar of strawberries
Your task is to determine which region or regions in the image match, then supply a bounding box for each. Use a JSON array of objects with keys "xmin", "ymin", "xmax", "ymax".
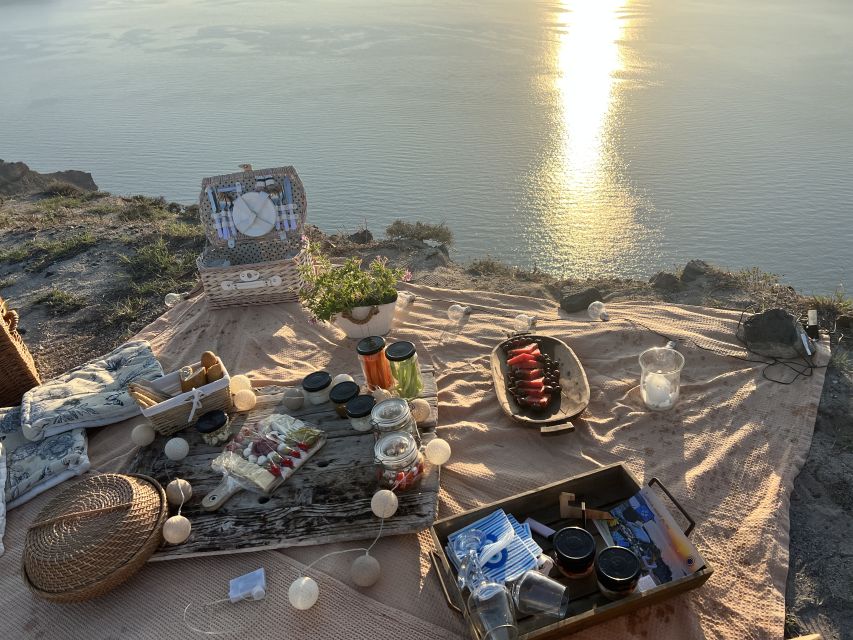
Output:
[{"xmin": 374, "ymin": 432, "xmax": 424, "ymax": 492}]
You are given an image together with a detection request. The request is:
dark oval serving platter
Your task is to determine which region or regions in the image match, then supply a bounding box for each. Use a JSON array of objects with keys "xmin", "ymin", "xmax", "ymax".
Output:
[{"xmin": 490, "ymin": 334, "xmax": 590, "ymax": 430}]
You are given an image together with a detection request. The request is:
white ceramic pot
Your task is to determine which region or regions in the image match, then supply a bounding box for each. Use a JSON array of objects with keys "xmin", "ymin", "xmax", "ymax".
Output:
[{"xmin": 333, "ymin": 299, "xmax": 397, "ymax": 339}]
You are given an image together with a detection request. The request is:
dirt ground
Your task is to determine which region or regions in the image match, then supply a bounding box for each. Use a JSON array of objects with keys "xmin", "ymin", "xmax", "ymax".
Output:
[{"xmin": 0, "ymin": 182, "xmax": 850, "ymax": 638}]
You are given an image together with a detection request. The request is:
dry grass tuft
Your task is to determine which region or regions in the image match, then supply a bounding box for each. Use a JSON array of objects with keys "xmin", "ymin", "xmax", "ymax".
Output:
[{"xmin": 34, "ymin": 288, "xmax": 87, "ymax": 315}]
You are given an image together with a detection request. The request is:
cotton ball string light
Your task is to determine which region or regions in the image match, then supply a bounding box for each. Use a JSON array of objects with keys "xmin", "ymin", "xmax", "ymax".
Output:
[
  {"xmin": 351, "ymin": 554, "xmax": 381, "ymax": 587},
  {"xmin": 164, "ymin": 437, "xmax": 189, "ymax": 461},
  {"xmin": 229, "ymin": 375, "xmax": 253, "ymax": 393},
  {"xmin": 587, "ymin": 300, "xmax": 609, "ymax": 321},
  {"xmin": 288, "ymin": 576, "xmax": 319, "ymax": 610},
  {"xmin": 233, "ymin": 389, "xmax": 257, "ymax": 411},
  {"xmin": 332, "ymin": 373, "xmax": 354, "ymax": 387},
  {"xmin": 409, "ymin": 398, "xmax": 431, "ymax": 424},
  {"xmin": 370, "ymin": 489, "xmax": 398, "ymax": 519},
  {"xmin": 166, "ymin": 478, "xmax": 192, "ymax": 506},
  {"xmin": 425, "ymin": 438, "xmax": 452, "ymax": 466},
  {"xmin": 131, "ymin": 423, "xmax": 156, "ymax": 447},
  {"xmin": 163, "ymin": 514, "xmax": 192, "ymax": 544},
  {"xmin": 447, "ymin": 304, "xmax": 471, "ymax": 323}
]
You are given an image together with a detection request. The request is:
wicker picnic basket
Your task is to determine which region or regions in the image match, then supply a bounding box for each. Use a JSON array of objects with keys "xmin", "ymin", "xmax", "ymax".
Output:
[
  {"xmin": 23, "ymin": 473, "xmax": 167, "ymax": 603},
  {"xmin": 197, "ymin": 165, "xmax": 311, "ymax": 309},
  {"xmin": 0, "ymin": 296, "xmax": 40, "ymax": 407},
  {"xmin": 135, "ymin": 360, "xmax": 233, "ymax": 436}
]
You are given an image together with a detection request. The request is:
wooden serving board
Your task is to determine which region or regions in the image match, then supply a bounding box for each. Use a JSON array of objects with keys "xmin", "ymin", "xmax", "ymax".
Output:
[
  {"xmin": 490, "ymin": 335, "xmax": 590, "ymax": 432},
  {"xmin": 130, "ymin": 367, "xmax": 439, "ymax": 561}
]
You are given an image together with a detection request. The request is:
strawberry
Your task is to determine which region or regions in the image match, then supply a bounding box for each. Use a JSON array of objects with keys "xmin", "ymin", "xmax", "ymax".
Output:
[{"xmin": 269, "ymin": 464, "xmax": 282, "ymax": 477}]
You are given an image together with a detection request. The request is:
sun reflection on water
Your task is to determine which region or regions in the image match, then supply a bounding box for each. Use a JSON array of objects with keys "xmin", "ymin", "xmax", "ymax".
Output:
[{"xmin": 527, "ymin": 0, "xmax": 651, "ymax": 277}]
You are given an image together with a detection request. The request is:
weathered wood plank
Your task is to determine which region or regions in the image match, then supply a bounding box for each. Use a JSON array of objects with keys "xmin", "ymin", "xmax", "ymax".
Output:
[{"xmin": 131, "ymin": 369, "xmax": 440, "ymax": 561}]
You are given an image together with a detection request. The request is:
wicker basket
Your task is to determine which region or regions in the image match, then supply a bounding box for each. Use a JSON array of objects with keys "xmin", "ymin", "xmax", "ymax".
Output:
[
  {"xmin": 0, "ymin": 296, "xmax": 40, "ymax": 407},
  {"xmin": 197, "ymin": 166, "xmax": 311, "ymax": 309},
  {"xmin": 23, "ymin": 473, "xmax": 167, "ymax": 603},
  {"xmin": 136, "ymin": 360, "xmax": 233, "ymax": 436}
]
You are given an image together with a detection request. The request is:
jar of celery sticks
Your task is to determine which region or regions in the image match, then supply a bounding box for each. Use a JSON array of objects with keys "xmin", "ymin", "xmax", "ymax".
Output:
[{"xmin": 385, "ymin": 341, "xmax": 424, "ymax": 400}]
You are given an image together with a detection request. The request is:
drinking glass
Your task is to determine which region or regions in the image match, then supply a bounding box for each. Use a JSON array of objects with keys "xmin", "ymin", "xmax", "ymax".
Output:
[
  {"xmin": 510, "ymin": 570, "xmax": 570, "ymax": 618},
  {"xmin": 639, "ymin": 346, "xmax": 685, "ymax": 411},
  {"xmin": 452, "ymin": 530, "xmax": 518, "ymax": 640}
]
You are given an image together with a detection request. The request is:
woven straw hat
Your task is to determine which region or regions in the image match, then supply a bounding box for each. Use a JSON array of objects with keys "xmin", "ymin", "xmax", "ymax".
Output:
[{"xmin": 23, "ymin": 473, "xmax": 167, "ymax": 603}]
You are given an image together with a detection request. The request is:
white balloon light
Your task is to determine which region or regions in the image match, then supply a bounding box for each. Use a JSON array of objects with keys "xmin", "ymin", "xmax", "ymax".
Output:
[
  {"xmin": 424, "ymin": 438, "xmax": 452, "ymax": 466},
  {"xmin": 350, "ymin": 554, "xmax": 381, "ymax": 587},
  {"xmin": 164, "ymin": 437, "xmax": 189, "ymax": 461},
  {"xmin": 409, "ymin": 398, "xmax": 431, "ymax": 424},
  {"xmin": 587, "ymin": 301, "xmax": 609, "ymax": 321},
  {"xmin": 163, "ymin": 514, "xmax": 192, "ymax": 544},
  {"xmin": 166, "ymin": 478, "xmax": 192, "ymax": 506},
  {"xmin": 370, "ymin": 489, "xmax": 398, "ymax": 519},
  {"xmin": 131, "ymin": 423, "xmax": 156, "ymax": 447},
  {"xmin": 447, "ymin": 304, "xmax": 470, "ymax": 322},
  {"xmin": 289, "ymin": 576, "xmax": 319, "ymax": 610},
  {"xmin": 331, "ymin": 374, "xmax": 354, "ymax": 387}
]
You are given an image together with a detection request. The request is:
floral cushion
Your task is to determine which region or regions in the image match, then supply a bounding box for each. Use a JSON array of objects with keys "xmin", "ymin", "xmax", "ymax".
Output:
[
  {"xmin": 0, "ymin": 405, "xmax": 89, "ymax": 510},
  {"xmin": 20, "ymin": 339, "xmax": 163, "ymax": 441}
]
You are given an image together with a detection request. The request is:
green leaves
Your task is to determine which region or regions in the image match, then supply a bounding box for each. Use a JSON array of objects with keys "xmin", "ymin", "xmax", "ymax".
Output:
[{"xmin": 299, "ymin": 247, "xmax": 404, "ymax": 322}]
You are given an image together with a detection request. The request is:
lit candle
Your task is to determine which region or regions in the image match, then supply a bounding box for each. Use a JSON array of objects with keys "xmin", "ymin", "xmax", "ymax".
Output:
[{"xmin": 642, "ymin": 373, "xmax": 674, "ymax": 410}]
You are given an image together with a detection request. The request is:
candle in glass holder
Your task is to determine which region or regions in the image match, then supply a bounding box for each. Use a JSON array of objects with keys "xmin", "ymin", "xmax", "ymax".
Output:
[{"xmin": 642, "ymin": 373, "xmax": 675, "ymax": 410}]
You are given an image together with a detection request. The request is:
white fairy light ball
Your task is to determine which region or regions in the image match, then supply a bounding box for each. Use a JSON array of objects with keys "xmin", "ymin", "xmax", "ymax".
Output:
[
  {"xmin": 163, "ymin": 514, "xmax": 192, "ymax": 544},
  {"xmin": 164, "ymin": 437, "xmax": 189, "ymax": 461},
  {"xmin": 131, "ymin": 423, "xmax": 156, "ymax": 447},
  {"xmin": 289, "ymin": 576, "xmax": 319, "ymax": 610},
  {"xmin": 233, "ymin": 389, "xmax": 257, "ymax": 411},
  {"xmin": 587, "ymin": 301, "xmax": 609, "ymax": 321},
  {"xmin": 370, "ymin": 489, "xmax": 399, "ymax": 519},
  {"xmin": 514, "ymin": 313, "xmax": 537, "ymax": 331},
  {"xmin": 425, "ymin": 438, "xmax": 452, "ymax": 466},
  {"xmin": 229, "ymin": 375, "xmax": 253, "ymax": 393},
  {"xmin": 351, "ymin": 554, "xmax": 381, "ymax": 587},
  {"xmin": 166, "ymin": 478, "xmax": 192, "ymax": 506},
  {"xmin": 332, "ymin": 373, "xmax": 355, "ymax": 387},
  {"xmin": 409, "ymin": 398, "xmax": 431, "ymax": 424}
]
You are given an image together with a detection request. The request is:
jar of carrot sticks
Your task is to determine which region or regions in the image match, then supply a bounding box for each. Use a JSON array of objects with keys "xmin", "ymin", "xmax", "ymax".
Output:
[
  {"xmin": 385, "ymin": 341, "xmax": 424, "ymax": 400},
  {"xmin": 357, "ymin": 336, "xmax": 394, "ymax": 390}
]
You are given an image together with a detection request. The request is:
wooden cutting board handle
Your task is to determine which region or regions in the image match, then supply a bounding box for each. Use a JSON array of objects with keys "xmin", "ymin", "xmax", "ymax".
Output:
[{"xmin": 202, "ymin": 477, "xmax": 243, "ymax": 511}]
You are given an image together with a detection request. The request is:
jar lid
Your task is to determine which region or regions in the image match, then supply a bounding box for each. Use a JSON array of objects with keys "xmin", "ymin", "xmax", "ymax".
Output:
[
  {"xmin": 357, "ymin": 336, "xmax": 386, "ymax": 356},
  {"xmin": 195, "ymin": 410, "xmax": 229, "ymax": 434},
  {"xmin": 302, "ymin": 371, "xmax": 332, "ymax": 392},
  {"xmin": 385, "ymin": 341, "xmax": 416, "ymax": 362},
  {"xmin": 595, "ymin": 546, "xmax": 641, "ymax": 591},
  {"xmin": 371, "ymin": 397, "xmax": 411, "ymax": 429},
  {"xmin": 329, "ymin": 381, "xmax": 359, "ymax": 404},
  {"xmin": 346, "ymin": 394, "xmax": 376, "ymax": 418},
  {"xmin": 552, "ymin": 526, "xmax": 596, "ymax": 574},
  {"xmin": 374, "ymin": 432, "xmax": 418, "ymax": 465}
]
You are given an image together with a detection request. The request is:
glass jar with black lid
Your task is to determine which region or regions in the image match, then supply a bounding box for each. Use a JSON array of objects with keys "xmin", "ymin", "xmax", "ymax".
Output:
[
  {"xmin": 385, "ymin": 341, "xmax": 424, "ymax": 400},
  {"xmin": 302, "ymin": 371, "xmax": 332, "ymax": 405},
  {"xmin": 346, "ymin": 394, "xmax": 376, "ymax": 432},
  {"xmin": 329, "ymin": 380, "xmax": 359, "ymax": 418}
]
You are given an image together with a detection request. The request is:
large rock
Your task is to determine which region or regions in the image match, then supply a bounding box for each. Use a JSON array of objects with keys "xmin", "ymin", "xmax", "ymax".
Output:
[
  {"xmin": 650, "ymin": 271, "xmax": 682, "ymax": 292},
  {"xmin": 347, "ymin": 229, "xmax": 373, "ymax": 245},
  {"xmin": 0, "ymin": 159, "xmax": 98, "ymax": 196},
  {"xmin": 680, "ymin": 260, "xmax": 712, "ymax": 282},
  {"xmin": 560, "ymin": 286, "xmax": 602, "ymax": 313}
]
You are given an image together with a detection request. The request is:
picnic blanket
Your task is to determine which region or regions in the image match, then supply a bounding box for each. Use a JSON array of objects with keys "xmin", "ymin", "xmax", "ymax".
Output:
[{"xmin": 0, "ymin": 284, "xmax": 828, "ymax": 639}]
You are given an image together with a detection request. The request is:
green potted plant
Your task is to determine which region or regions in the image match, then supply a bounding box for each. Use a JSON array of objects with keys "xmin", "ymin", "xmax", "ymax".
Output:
[{"xmin": 299, "ymin": 249, "xmax": 410, "ymax": 338}]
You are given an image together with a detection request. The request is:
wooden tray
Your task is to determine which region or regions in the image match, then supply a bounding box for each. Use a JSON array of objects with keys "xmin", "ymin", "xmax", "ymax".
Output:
[
  {"xmin": 130, "ymin": 367, "xmax": 439, "ymax": 561},
  {"xmin": 490, "ymin": 334, "xmax": 590, "ymax": 433},
  {"xmin": 429, "ymin": 464, "xmax": 712, "ymax": 639}
]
